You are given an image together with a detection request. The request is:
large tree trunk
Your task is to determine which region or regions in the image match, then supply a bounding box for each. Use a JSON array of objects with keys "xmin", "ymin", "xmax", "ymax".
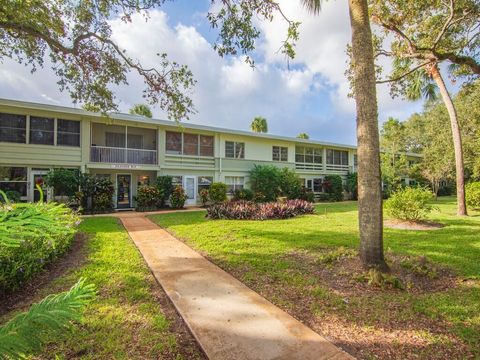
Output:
[
  {"xmin": 348, "ymin": 0, "xmax": 388, "ymax": 271},
  {"xmin": 429, "ymin": 64, "xmax": 467, "ymax": 216}
]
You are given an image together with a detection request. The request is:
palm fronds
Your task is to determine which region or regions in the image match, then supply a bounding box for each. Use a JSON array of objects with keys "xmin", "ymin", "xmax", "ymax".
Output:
[{"xmin": 0, "ymin": 279, "xmax": 96, "ymax": 359}]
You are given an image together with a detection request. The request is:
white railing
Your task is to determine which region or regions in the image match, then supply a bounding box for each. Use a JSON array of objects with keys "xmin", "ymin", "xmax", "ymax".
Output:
[
  {"xmin": 295, "ymin": 162, "xmax": 323, "ymax": 171},
  {"xmin": 90, "ymin": 146, "xmax": 157, "ymax": 165},
  {"xmin": 325, "ymin": 164, "xmax": 350, "ymax": 172}
]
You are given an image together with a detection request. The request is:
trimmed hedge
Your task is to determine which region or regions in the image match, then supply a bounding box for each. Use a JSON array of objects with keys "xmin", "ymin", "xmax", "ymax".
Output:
[
  {"xmin": 323, "ymin": 175, "xmax": 343, "ymax": 201},
  {"xmin": 209, "ymin": 183, "xmax": 227, "ymax": 204},
  {"xmin": 466, "ymin": 182, "xmax": 480, "ymax": 209},
  {"xmin": 206, "ymin": 199, "xmax": 314, "ymax": 220},
  {"xmin": 385, "ymin": 187, "xmax": 434, "ymax": 221},
  {"xmin": 135, "ymin": 185, "xmax": 161, "ymax": 211},
  {"xmin": 0, "ymin": 202, "xmax": 79, "ymax": 294}
]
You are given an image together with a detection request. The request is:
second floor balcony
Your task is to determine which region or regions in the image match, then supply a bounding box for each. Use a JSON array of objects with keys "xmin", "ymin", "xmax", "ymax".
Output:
[{"xmin": 90, "ymin": 123, "xmax": 157, "ymax": 165}]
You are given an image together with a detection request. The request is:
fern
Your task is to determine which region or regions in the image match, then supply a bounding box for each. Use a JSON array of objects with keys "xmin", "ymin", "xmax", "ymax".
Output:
[{"xmin": 0, "ymin": 279, "xmax": 96, "ymax": 359}]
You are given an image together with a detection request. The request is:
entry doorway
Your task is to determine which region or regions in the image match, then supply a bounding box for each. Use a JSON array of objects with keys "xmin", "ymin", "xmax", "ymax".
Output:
[
  {"xmin": 116, "ymin": 174, "xmax": 132, "ymax": 209},
  {"xmin": 30, "ymin": 169, "xmax": 50, "ymax": 202},
  {"xmin": 183, "ymin": 176, "xmax": 197, "ymax": 206}
]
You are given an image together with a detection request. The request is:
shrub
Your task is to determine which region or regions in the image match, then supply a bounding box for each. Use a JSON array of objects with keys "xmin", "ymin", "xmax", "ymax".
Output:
[
  {"xmin": 75, "ymin": 174, "xmax": 114, "ymax": 213},
  {"xmin": 209, "ymin": 182, "xmax": 227, "ymax": 204},
  {"xmin": 466, "ymin": 182, "xmax": 480, "ymax": 209},
  {"xmin": 323, "ymin": 175, "xmax": 343, "ymax": 201},
  {"xmin": 385, "ymin": 187, "xmax": 434, "ymax": 221},
  {"xmin": 232, "ymin": 188, "xmax": 254, "ymax": 201},
  {"xmin": 298, "ymin": 186, "xmax": 315, "ymax": 203},
  {"xmin": 45, "ymin": 168, "xmax": 78, "ymax": 197},
  {"xmin": 345, "ymin": 172, "xmax": 358, "ymax": 200},
  {"xmin": 279, "ymin": 168, "xmax": 303, "ymax": 199},
  {"xmin": 156, "ymin": 176, "xmax": 173, "ymax": 207},
  {"xmin": 249, "ymin": 164, "xmax": 281, "ymax": 202},
  {"xmin": 1, "ymin": 190, "xmax": 21, "ymax": 203},
  {"xmin": 199, "ymin": 188, "xmax": 210, "ymax": 206},
  {"xmin": 135, "ymin": 185, "xmax": 161, "ymax": 211},
  {"xmin": 206, "ymin": 199, "xmax": 314, "ymax": 220},
  {"xmin": 0, "ymin": 201, "xmax": 79, "ymax": 293},
  {"xmin": 169, "ymin": 185, "xmax": 187, "ymax": 209}
]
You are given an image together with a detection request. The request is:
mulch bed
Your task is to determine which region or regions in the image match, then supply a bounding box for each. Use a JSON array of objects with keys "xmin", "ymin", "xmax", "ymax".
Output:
[
  {"xmin": 384, "ymin": 219, "xmax": 444, "ymax": 230},
  {"xmin": 198, "ymin": 246, "xmax": 473, "ymax": 360}
]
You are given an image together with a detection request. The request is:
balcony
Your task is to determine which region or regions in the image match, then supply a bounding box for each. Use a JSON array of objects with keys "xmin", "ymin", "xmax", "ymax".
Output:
[
  {"xmin": 90, "ymin": 123, "xmax": 157, "ymax": 165},
  {"xmin": 90, "ymin": 146, "xmax": 157, "ymax": 165}
]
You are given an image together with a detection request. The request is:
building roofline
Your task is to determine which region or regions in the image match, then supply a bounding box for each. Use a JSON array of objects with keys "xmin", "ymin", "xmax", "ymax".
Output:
[{"xmin": 0, "ymin": 97, "xmax": 423, "ymax": 157}]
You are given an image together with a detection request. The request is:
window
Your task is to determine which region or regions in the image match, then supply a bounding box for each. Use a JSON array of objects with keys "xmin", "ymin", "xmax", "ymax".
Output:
[
  {"xmin": 95, "ymin": 174, "xmax": 111, "ymax": 180},
  {"xmin": 225, "ymin": 176, "xmax": 244, "ymax": 193},
  {"xmin": 0, "ymin": 167, "xmax": 28, "ymax": 198},
  {"xmin": 305, "ymin": 177, "xmax": 323, "ymax": 192},
  {"xmin": 272, "ymin": 146, "xmax": 288, "ymax": 162},
  {"xmin": 0, "ymin": 113, "xmax": 26, "ymax": 143},
  {"xmin": 30, "ymin": 116, "xmax": 54, "ymax": 145},
  {"xmin": 57, "ymin": 119, "xmax": 80, "ymax": 146},
  {"xmin": 354, "ymin": 154, "xmax": 358, "ymax": 167},
  {"xmin": 166, "ymin": 131, "xmax": 182, "ymax": 154},
  {"xmin": 183, "ymin": 133, "xmax": 198, "ymax": 155},
  {"xmin": 171, "ymin": 176, "xmax": 183, "ymax": 186},
  {"xmin": 166, "ymin": 131, "xmax": 214, "ymax": 156},
  {"xmin": 225, "ymin": 141, "xmax": 245, "ymax": 159},
  {"xmin": 326, "ymin": 149, "xmax": 349, "ymax": 165},
  {"xmin": 200, "ymin": 135, "xmax": 214, "ymax": 156},
  {"xmin": 127, "ymin": 134, "xmax": 143, "ymax": 149},
  {"xmin": 295, "ymin": 146, "xmax": 322, "ymax": 163},
  {"xmin": 198, "ymin": 176, "xmax": 213, "ymax": 193},
  {"xmin": 105, "ymin": 132, "xmax": 126, "ymax": 148}
]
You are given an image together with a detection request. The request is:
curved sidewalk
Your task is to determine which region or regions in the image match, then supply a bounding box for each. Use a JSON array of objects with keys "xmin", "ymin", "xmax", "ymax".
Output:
[{"xmin": 120, "ymin": 215, "xmax": 354, "ymax": 360}]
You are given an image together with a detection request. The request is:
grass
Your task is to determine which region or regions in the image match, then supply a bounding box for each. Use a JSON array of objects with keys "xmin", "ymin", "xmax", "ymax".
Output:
[
  {"xmin": 1, "ymin": 217, "xmax": 203, "ymax": 360},
  {"xmin": 150, "ymin": 196, "xmax": 480, "ymax": 359}
]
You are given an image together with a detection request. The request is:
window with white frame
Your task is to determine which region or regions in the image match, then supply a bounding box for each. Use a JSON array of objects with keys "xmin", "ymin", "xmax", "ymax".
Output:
[
  {"xmin": 225, "ymin": 141, "xmax": 245, "ymax": 159},
  {"xmin": 272, "ymin": 146, "xmax": 288, "ymax": 162},
  {"xmin": 295, "ymin": 146, "xmax": 322, "ymax": 163},
  {"xmin": 0, "ymin": 113, "xmax": 26, "ymax": 143},
  {"xmin": 305, "ymin": 177, "xmax": 323, "ymax": 192},
  {"xmin": 171, "ymin": 176, "xmax": 183, "ymax": 186},
  {"xmin": 326, "ymin": 149, "xmax": 349, "ymax": 165},
  {"xmin": 198, "ymin": 176, "xmax": 213, "ymax": 193},
  {"xmin": 225, "ymin": 176, "xmax": 244, "ymax": 193},
  {"xmin": 165, "ymin": 131, "xmax": 214, "ymax": 156},
  {"xmin": 0, "ymin": 167, "xmax": 28, "ymax": 199}
]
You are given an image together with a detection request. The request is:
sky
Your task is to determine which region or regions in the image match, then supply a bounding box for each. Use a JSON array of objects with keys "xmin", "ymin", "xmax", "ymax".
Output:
[{"xmin": 0, "ymin": 0, "xmax": 458, "ymax": 145}]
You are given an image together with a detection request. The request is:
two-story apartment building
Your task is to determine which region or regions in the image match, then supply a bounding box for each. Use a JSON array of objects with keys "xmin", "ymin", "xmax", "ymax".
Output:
[{"xmin": 0, "ymin": 98, "xmax": 420, "ymax": 208}]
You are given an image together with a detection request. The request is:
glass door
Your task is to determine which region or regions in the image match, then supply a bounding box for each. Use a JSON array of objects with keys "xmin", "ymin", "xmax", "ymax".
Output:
[
  {"xmin": 30, "ymin": 170, "xmax": 49, "ymax": 202},
  {"xmin": 184, "ymin": 176, "xmax": 196, "ymax": 205},
  {"xmin": 116, "ymin": 174, "xmax": 132, "ymax": 209}
]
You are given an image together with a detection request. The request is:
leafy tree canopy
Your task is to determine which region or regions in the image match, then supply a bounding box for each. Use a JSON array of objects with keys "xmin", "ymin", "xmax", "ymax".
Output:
[
  {"xmin": 250, "ymin": 116, "xmax": 268, "ymax": 133},
  {"xmin": 0, "ymin": 1, "xmax": 300, "ymax": 118},
  {"xmin": 296, "ymin": 132, "xmax": 310, "ymax": 139}
]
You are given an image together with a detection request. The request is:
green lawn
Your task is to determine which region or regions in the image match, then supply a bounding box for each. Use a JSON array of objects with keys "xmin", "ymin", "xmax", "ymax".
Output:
[
  {"xmin": 1, "ymin": 217, "xmax": 204, "ymax": 360},
  {"xmin": 150, "ymin": 197, "xmax": 480, "ymax": 360}
]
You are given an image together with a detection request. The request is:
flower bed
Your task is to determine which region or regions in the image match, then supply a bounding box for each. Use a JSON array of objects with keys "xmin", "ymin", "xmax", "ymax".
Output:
[
  {"xmin": 0, "ymin": 202, "xmax": 79, "ymax": 294},
  {"xmin": 206, "ymin": 199, "xmax": 314, "ymax": 220}
]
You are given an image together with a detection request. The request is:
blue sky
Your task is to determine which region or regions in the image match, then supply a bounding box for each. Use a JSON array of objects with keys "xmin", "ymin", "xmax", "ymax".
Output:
[{"xmin": 0, "ymin": 0, "xmax": 445, "ymax": 146}]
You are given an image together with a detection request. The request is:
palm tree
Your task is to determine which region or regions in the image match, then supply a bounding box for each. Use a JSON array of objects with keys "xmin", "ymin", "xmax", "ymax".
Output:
[
  {"xmin": 303, "ymin": 0, "xmax": 388, "ymax": 270},
  {"xmin": 129, "ymin": 104, "xmax": 153, "ymax": 118},
  {"xmin": 250, "ymin": 116, "xmax": 268, "ymax": 133},
  {"xmin": 401, "ymin": 66, "xmax": 467, "ymax": 216},
  {"xmin": 297, "ymin": 132, "xmax": 310, "ymax": 139}
]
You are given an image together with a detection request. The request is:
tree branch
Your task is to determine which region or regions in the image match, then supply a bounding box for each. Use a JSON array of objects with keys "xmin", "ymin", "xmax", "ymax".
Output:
[
  {"xmin": 376, "ymin": 60, "xmax": 432, "ymax": 84},
  {"xmin": 433, "ymin": 0, "xmax": 455, "ymax": 49}
]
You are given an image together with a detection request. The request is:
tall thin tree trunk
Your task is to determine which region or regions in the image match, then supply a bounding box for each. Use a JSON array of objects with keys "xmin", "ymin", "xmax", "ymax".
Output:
[
  {"xmin": 429, "ymin": 64, "xmax": 467, "ymax": 216},
  {"xmin": 348, "ymin": 0, "xmax": 388, "ymax": 271}
]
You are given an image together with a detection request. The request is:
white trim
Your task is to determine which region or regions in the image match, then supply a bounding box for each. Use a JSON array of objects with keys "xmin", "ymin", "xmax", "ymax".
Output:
[{"xmin": 183, "ymin": 175, "xmax": 197, "ymax": 205}]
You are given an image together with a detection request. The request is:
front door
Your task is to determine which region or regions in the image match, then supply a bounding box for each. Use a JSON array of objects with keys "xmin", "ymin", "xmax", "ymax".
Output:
[
  {"xmin": 184, "ymin": 176, "xmax": 196, "ymax": 205},
  {"xmin": 116, "ymin": 174, "xmax": 132, "ymax": 209},
  {"xmin": 30, "ymin": 170, "xmax": 50, "ymax": 202}
]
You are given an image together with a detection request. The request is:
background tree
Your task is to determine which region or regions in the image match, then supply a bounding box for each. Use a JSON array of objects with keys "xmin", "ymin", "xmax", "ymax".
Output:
[
  {"xmin": 380, "ymin": 118, "xmax": 409, "ymax": 192},
  {"xmin": 129, "ymin": 104, "xmax": 153, "ymax": 118},
  {"xmin": 370, "ymin": 0, "xmax": 480, "ymax": 216},
  {"xmin": 297, "ymin": 132, "xmax": 310, "ymax": 139},
  {"xmin": 250, "ymin": 116, "xmax": 268, "ymax": 133},
  {"xmin": 302, "ymin": 0, "xmax": 388, "ymax": 270},
  {"xmin": 0, "ymin": 0, "xmax": 196, "ymax": 119}
]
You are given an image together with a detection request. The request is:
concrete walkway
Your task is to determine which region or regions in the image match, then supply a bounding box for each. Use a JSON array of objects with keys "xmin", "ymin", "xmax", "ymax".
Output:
[{"xmin": 120, "ymin": 215, "xmax": 354, "ymax": 360}]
